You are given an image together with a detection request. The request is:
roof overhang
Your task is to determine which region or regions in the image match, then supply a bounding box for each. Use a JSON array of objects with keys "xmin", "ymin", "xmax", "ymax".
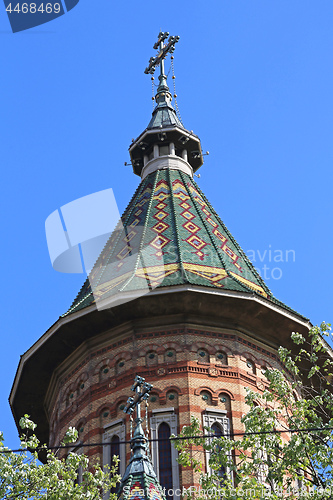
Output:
[
  {"xmin": 10, "ymin": 285, "xmax": 316, "ymax": 447},
  {"xmin": 129, "ymin": 126, "xmax": 203, "ymax": 175}
]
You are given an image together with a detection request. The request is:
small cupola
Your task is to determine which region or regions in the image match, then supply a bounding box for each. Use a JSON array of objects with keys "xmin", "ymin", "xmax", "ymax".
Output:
[{"xmin": 129, "ymin": 32, "xmax": 203, "ymax": 178}]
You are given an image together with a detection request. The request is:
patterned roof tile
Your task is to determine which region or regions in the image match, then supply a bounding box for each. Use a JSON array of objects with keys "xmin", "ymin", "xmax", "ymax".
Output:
[{"xmin": 63, "ymin": 169, "xmax": 307, "ymax": 320}]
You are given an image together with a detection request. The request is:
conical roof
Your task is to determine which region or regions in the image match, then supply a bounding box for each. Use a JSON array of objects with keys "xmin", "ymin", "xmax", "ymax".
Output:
[
  {"xmin": 63, "ymin": 32, "xmax": 305, "ymax": 320},
  {"xmin": 64, "ymin": 168, "xmax": 283, "ymax": 317}
]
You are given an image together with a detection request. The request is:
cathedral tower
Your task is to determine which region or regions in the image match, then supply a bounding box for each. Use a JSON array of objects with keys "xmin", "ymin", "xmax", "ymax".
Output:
[{"xmin": 10, "ymin": 32, "xmax": 312, "ymax": 495}]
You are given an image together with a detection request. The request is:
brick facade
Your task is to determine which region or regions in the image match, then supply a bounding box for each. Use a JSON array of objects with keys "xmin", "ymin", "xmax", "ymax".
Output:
[{"xmin": 45, "ymin": 320, "xmax": 287, "ymax": 487}]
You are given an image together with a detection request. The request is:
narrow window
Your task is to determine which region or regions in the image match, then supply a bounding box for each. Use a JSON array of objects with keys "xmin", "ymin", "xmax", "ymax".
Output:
[
  {"xmin": 211, "ymin": 423, "xmax": 226, "ymax": 481},
  {"xmin": 255, "ymin": 439, "xmax": 268, "ymax": 484},
  {"xmin": 110, "ymin": 435, "xmax": 120, "ymax": 494},
  {"xmin": 158, "ymin": 423, "xmax": 173, "ymax": 500},
  {"xmin": 150, "ymin": 411, "xmax": 180, "ymax": 495},
  {"xmin": 103, "ymin": 420, "xmax": 126, "ymax": 500},
  {"xmin": 203, "ymin": 410, "xmax": 233, "ymax": 485}
]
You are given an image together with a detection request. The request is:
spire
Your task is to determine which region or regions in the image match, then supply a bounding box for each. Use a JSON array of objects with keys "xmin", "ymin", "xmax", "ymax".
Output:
[
  {"xmin": 117, "ymin": 376, "xmax": 166, "ymax": 500},
  {"xmin": 145, "ymin": 32, "xmax": 183, "ymax": 131},
  {"xmin": 128, "ymin": 32, "xmax": 203, "ymax": 177}
]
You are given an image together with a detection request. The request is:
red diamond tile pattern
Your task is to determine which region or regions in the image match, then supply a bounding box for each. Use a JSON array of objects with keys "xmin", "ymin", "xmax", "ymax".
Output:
[
  {"xmin": 181, "ymin": 210, "xmax": 195, "ymax": 221},
  {"xmin": 152, "ymin": 221, "xmax": 169, "ymax": 233},
  {"xmin": 150, "ymin": 234, "xmax": 170, "ymax": 250},
  {"xmin": 186, "ymin": 234, "xmax": 207, "ymax": 251},
  {"xmin": 154, "ymin": 211, "xmax": 168, "ymax": 222},
  {"xmin": 183, "ymin": 221, "xmax": 200, "ymax": 234}
]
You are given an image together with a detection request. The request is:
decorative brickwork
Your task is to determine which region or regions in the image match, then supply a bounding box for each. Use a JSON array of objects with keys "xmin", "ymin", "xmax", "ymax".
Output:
[{"xmin": 44, "ymin": 321, "xmax": 285, "ymax": 492}]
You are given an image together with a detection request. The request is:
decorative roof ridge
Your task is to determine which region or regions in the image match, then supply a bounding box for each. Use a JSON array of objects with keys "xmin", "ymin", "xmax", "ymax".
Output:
[
  {"xmin": 191, "ymin": 177, "xmax": 272, "ymax": 296},
  {"xmin": 176, "ymin": 171, "xmax": 269, "ymax": 299},
  {"xmin": 167, "ymin": 167, "xmax": 191, "ymax": 283},
  {"xmin": 179, "ymin": 170, "xmax": 233, "ymax": 280},
  {"xmin": 178, "ymin": 171, "xmax": 269, "ymax": 294},
  {"xmin": 118, "ymin": 171, "xmax": 161, "ymax": 292},
  {"xmin": 63, "ymin": 179, "xmax": 148, "ymax": 316},
  {"xmin": 186, "ymin": 176, "xmax": 308, "ymax": 319}
]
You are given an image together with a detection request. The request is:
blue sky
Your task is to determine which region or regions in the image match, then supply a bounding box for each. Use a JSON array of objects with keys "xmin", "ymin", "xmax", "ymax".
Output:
[{"xmin": 1, "ymin": 0, "xmax": 333, "ymax": 449}]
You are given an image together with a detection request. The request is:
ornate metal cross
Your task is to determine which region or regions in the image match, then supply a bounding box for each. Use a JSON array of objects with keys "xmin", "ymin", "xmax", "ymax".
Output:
[
  {"xmin": 144, "ymin": 31, "xmax": 180, "ymax": 76},
  {"xmin": 123, "ymin": 375, "xmax": 153, "ymax": 420}
]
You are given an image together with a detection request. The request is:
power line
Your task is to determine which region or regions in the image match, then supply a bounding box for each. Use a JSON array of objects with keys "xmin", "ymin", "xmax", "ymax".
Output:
[{"xmin": 1, "ymin": 425, "xmax": 333, "ymax": 455}]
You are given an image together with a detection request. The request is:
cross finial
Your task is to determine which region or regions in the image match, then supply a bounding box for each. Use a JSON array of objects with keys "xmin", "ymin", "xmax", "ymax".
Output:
[
  {"xmin": 123, "ymin": 375, "xmax": 153, "ymax": 416},
  {"xmin": 123, "ymin": 375, "xmax": 153, "ymax": 458},
  {"xmin": 144, "ymin": 32, "xmax": 179, "ymax": 107},
  {"xmin": 144, "ymin": 32, "xmax": 180, "ymax": 77}
]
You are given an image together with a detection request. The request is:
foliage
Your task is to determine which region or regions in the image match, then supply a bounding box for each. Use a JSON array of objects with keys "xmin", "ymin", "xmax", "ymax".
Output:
[
  {"xmin": 174, "ymin": 322, "xmax": 333, "ymax": 499},
  {"xmin": 0, "ymin": 415, "xmax": 120, "ymax": 499}
]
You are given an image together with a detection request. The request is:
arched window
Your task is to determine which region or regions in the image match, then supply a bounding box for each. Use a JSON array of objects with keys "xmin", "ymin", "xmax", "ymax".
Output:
[
  {"xmin": 219, "ymin": 393, "xmax": 230, "ymax": 411},
  {"xmin": 216, "ymin": 352, "xmax": 228, "ymax": 365},
  {"xmin": 150, "ymin": 411, "xmax": 180, "ymax": 497},
  {"xmin": 146, "ymin": 351, "xmax": 158, "ymax": 366},
  {"xmin": 158, "ymin": 423, "xmax": 173, "ymax": 500},
  {"xmin": 100, "ymin": 365, "xmax": 110, "ymax": 382},
  {"xmin": 200, "ymin": 390, "xmax": 212, "ymax": 405},
  {"xmin": 103, "ymin": 420, "xmax": 126, "ymax": 500},
  {"xmin": 212, "ymin": 422, "xmax": 222, "ymax": 436},
  {"xmin": 117, "ymin": 360, "xmax": 126, "ymax": 374},
  {"xmin": 203, "ymin": 409, "xmax": 232, "ymax": 485},
  {"xmin": 77, "ymin": 381, "xmax": 85, "ymax": 397},
  {"xmin": 261, "ymin": 366, "xmax": 268, "ymax": 376},
  {"xmin": 165, "ymin": 349, "xmax": 176, "ymax": 363},
  {"xmin": 246, "ymin": 359, "xmax": 256, "ymax": 374},
  {"xmin": 65, "ymin": 389, "xmax": 74, "ymax": 408},
  {"xmin": 110, "ymin": 434, "xmax": 120, "ymax": 465},
  {"xmin": 197, "ymin": 349, "xmax": 210, "ymax": 363},
  {"xmin": 77, "ymin": 422, "xmax": 85, "ymax": 436}
]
